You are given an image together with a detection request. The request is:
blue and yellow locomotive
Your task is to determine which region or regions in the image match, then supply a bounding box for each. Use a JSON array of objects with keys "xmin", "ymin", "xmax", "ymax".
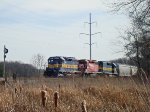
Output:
[
  {"xmin": 44, "ymin": 56, "xmax": 78, "ymax": 77},
  {"xmin": 98, "ymin": 61, "xmax": 118, "ymax": 76}
]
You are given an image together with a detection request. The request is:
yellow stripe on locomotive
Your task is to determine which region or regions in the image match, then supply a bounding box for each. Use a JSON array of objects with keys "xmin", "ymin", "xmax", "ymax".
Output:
[
  {"xmin": 48, "ymin": 64, "xmax": 62, "ymax": 68},
  {"xmin": 48, "ymin": 64, "xmax": 78, "ymax": 69},
  {"xmin": 103, "ymin": 67, "xmax": 112, "ymax": 71}
]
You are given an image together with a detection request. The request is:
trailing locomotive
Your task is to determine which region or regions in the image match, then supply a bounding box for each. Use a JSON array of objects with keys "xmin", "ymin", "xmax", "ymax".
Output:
[
  {"xmin": 98, "ymin": 61, "xmax": 118, "ymax": 76},
  {"xmin": 44, "ymin": 56, "xmax": 137, "ymax": 77},
  {"xmin": 78, "ymin": 59, "xmax": 99, "ymax": 76}
]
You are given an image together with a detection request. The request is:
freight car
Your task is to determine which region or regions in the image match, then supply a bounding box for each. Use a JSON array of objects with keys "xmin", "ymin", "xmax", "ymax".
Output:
[
  {"xmin": 115, "ymin": 64, "xmax": 137, "ymax": 76},
  {"xmin": 44, "ymin": 56, "xmax": 78, "ymax": 77}
]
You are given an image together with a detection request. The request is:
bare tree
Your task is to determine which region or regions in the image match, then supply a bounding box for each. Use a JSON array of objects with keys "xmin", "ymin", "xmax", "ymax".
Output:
[{"xmin": 31, "ymin": 54, "xmax": 45, "ymax": 74}]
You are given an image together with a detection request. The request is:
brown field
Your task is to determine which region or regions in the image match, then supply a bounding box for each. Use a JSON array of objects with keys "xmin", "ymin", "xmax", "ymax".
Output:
[{"xmin": 0, "ymin": 76, "xmax": 150, "ymax": 112}]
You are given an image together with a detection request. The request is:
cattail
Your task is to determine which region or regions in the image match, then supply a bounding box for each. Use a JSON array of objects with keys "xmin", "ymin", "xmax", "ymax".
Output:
[
  {"xmin": 0, "ymin": 80, "xmax": 5, "ymax": 86},
  {"xmin": 74, "ymin": 84, "xmax": 76, "ymax": 88},
  {"xmin": 58, "ymin": 84, "xmax": 61, "ymax": 90},
  {"xmin": 12, "ymin": 73, "xmax": 17, "ymax": 82},
  {"xmin": 41, "ymin": 90, "xmax": 47, "ymax": 107},
  {"xmin": 15, "ymin": 88, "xmax": 17, "ymax": 94},
  {"xmin": 54, "ymin": 91, "xmax": 59, "ymax": 108},
  {"xmin": 58, "ymin": 84, "xmax": 61, "ymax": 93},
  {"xmin": 19, "ymin": 86, "xmax": 22, "ymax": 93},
  {"xmin": 81, "ymin": 100, "xmax": 87, "ymax": 112},
  {"xmin": 106, "ymin": 84, "xmax": 109, "ymax": 89}
]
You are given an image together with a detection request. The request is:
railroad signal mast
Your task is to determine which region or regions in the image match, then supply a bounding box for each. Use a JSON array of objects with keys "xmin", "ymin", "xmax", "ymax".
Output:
[
  {"xmin": 3, "ymin": 45, "xmax": 8, "ymax": 82},
  {"xmin": 80, "ymin": 13, "xmax": 101, "ymax": 60}
]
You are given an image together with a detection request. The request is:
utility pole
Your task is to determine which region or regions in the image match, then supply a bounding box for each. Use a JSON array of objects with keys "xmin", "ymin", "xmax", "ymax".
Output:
[
  {"xmin": 3, "ymin": 45, "xmax": 8, "ymax": 82},
  {"xmin": 80, "ymin": 13, "xmax": 101, "ymax": 60},
  {"xmin": 89, "ymin": 13, "xmax": 92, "ymax": 60}
]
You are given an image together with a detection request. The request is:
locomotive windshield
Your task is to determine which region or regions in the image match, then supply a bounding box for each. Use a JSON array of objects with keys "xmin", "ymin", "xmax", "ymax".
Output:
[{"xmin": 48, "ymin": 57, "xmax": 64, "ymax": 64}]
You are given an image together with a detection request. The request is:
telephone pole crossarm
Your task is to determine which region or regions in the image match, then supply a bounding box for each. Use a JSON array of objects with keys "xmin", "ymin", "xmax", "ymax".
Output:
[
  {"xmin": 80, "ymin": 33, "xmax": 90, "ymax": 36},
  {"xmin": 91, "ymin": 32, "xmax": 101, "ymax": 35}
]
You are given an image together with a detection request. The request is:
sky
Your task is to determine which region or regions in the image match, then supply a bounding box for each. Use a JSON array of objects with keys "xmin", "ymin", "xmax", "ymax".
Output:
[{"xmin": 0, "ymin": 0, "xmax": 130, "ymax": 64}]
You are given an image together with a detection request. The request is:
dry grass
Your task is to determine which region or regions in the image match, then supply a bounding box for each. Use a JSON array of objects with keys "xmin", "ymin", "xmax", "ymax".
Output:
[{"xmin": 0, "ymin": 76, "xmax": 150, "ymax": 112}]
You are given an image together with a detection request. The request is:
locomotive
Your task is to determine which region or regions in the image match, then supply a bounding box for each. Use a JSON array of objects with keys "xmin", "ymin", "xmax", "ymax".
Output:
[
  {"xmin": 44, "ymin": 56, "xmax": 78, "ymax": 77},
  {"xmin": 44, "ymin": 56, "xmax": 137, "ymax": 77},
  {"xmin": 98, "ymin": 61, "xmax": 118, "ymax": 76},
  {"xmin": 78, "ymin": 59, "xmax": 99, "ymax": 76}
]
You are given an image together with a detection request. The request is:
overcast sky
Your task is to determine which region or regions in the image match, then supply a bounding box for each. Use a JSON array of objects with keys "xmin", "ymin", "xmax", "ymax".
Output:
[{"xmin": 0, "ymin": 0, "xmax": 130, "ymax": 64}]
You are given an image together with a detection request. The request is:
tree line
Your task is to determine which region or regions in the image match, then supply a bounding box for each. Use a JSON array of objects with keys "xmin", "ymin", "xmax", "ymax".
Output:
[
  {"xmin": 0, "ymin": 61, "xmax": 38, "ymax": 77},
  {"xmin": 112, "ymin": 0, "xmax": 150, "ymax": 76},
  {"xmin": 110, "ymin": 58, "xmax": 136, "ymax": 66},
  {"xmin": 0, "ymin": 54, "xmax": 46, "ymax": 78}
]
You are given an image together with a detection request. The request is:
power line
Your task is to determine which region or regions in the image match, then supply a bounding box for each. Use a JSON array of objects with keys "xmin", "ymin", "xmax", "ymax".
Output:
[{"xmin": 80, "ymin": 13, "xmax": 101, "ymax": 60}]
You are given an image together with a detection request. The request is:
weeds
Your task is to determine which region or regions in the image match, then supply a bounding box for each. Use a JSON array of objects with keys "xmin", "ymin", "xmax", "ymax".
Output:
[{"xmin": 0, "ymin": 77, "xmax": 149, "ymax": 112}]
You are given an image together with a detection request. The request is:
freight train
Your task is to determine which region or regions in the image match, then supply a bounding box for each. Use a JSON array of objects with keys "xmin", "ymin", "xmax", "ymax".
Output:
[{"xmin": 44, "ymin": 56, "xmax": 137, "ymax": 77}]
